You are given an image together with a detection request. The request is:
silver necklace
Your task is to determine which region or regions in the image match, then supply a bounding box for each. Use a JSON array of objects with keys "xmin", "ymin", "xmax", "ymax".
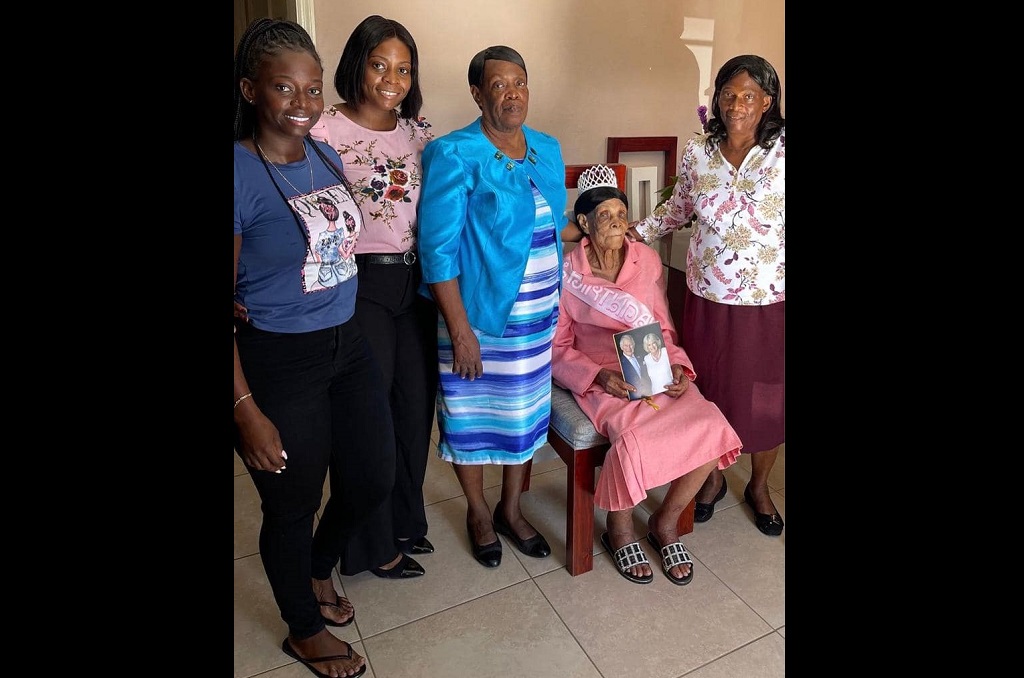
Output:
[{"xmin": 254, "ymin": 138, "xmax": 316, "ymax": 205}]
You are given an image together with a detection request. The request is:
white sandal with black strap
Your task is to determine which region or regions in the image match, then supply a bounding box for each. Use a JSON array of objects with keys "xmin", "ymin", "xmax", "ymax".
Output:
[{"xmin": 601, "ymin": 532, "xmax": 653, "ymax": 584}]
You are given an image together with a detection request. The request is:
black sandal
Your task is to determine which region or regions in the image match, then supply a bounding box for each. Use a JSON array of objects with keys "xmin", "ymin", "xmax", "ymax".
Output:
[
  {"xmin": 601, "ymin": 532, "xmax": 653, "ymax": 584},
  {"xmin": 646, "ymin": 532, "xmax": 694, "ymax": 585},
  {"xmin": 282, "ymin": 637, "xmax": 366, "ymax": 678}
]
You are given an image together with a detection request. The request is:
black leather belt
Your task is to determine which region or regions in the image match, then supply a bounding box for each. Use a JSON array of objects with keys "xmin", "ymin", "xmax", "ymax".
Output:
[{"xmin": 356, "ymin": 251, "xmax": 417, "ymax": 266}]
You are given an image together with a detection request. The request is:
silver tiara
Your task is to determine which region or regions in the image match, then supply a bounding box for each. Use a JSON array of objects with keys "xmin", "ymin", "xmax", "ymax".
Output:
[{"xmin": 576, "ymin": 164, "xmax": 619, "ymax": 194}]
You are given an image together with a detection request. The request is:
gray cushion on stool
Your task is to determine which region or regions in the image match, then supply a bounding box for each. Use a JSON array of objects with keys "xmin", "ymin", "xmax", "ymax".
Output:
[{"xmin": 549, "ymin": 383, "xmax": 608, "ymax": 449}]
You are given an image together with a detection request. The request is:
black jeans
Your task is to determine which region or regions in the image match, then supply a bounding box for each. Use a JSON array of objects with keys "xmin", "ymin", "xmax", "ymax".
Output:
[
  {"xmin": 333, "ymin": 260, "xmax": 438, "ymax": 573},
  {"xmin": 234, "ymin": 318, "xmax": 396, "ymax": 639}
]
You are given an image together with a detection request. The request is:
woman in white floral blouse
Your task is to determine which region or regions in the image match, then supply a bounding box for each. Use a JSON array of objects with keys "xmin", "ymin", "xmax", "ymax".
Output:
[
  {"xmin": 309, "ymin": 15, "xmax": 439, "ymax": 577},
  {"xmin": 632, "ymin": 54, "xmax": 785, "ymax": 537}
]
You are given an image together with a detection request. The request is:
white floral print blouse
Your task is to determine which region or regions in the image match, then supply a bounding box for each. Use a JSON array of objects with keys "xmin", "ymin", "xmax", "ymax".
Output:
[{"xmin": 636, "ymin": 129, "xmax": 785, "ymax": 306}]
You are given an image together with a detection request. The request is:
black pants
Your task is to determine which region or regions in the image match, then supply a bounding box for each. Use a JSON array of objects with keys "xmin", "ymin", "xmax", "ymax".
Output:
[
  {"xmin": 234, "ymin": 319, "xmax": 396, "ymax": 639},
  {"xmin": 333, "ymin": 259, "xmax": 438, "ymax": 574}
]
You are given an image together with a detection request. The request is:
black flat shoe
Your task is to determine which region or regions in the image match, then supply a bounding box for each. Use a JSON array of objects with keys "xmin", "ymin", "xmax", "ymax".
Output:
[
  {"xmin": 694, "ymin": 476, "xmax": 728, "ymax": 523},
  {"xmin": 398, "ymin": 536, "xmax": 435, "ymax": 555},
  {"xmin": 370, "ymin": 553, "xmax": 425, "ymax": 579},
  {"xmin": 744, "ymin": 486, "xmax": 784, "ymax": 536},
  {"xmin": 493, "ymin": 501, "xmax": 551, "ymax": 558},
  {"xmin": 466, "ymin": 520, "xmax": 502, "ymax": 568}
]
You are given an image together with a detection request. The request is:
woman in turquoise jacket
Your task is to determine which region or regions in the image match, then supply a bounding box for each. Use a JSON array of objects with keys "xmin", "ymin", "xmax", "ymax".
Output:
[{"xmin": 417, "ymin": 45, "xmax": 566, "ymax": 568}]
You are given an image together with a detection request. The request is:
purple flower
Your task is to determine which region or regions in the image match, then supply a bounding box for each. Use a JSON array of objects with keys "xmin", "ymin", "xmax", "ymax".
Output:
[{"xmin": 697, "ymin": 105, "xmax": 708, "ymax": 132}]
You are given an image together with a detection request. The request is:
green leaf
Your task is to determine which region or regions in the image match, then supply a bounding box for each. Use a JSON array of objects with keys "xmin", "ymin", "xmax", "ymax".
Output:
[{"xmin": 656, "ymin": 175, "xmax": 678, "ymax": 208}]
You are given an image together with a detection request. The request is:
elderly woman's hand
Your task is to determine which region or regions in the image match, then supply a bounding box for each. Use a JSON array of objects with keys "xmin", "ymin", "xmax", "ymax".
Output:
[
  {"xmin": 662, "ymin": 364, "xmax": 691, "ymax": 398},
  {"xmin": 450, "ymin": 331, "xmax": 483, "ymax": 380},
  {"xmin": 595, "ymin": 367, "xmax": 635, "ymax": 399}
]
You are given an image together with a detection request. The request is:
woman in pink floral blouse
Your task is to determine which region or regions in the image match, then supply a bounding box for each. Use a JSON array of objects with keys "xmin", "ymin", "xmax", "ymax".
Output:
[
  {"xmin": 309, "ymin": 15, "xmax": 439, "ymax": 577},
  {"xmin": 633, "ymin": 54, "xmax": 785, "ymax": 537}
]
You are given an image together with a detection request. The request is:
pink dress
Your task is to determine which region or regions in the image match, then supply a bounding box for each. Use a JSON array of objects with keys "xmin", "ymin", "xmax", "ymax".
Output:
[{"xmin": 551, "ymin": 239, "xmax": 742, "ymax": 511}]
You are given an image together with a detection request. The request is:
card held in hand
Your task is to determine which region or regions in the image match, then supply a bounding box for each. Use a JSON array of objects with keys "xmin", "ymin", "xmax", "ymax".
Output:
[{"xmin": 613, "ymin": 321, "xmax": 668, "ymax": 400}]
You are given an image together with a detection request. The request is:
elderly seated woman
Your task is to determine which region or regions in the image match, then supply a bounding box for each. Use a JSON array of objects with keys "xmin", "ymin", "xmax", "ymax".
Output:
[{"xmin": 551, "ymin": 165, "xmax": 743, "ymax": 585}]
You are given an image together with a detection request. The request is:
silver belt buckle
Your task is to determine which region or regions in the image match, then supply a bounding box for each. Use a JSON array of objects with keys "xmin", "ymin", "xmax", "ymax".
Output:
[{"xmin": 403, "ymin": 250, "xmax": 417, "ymax": 265}]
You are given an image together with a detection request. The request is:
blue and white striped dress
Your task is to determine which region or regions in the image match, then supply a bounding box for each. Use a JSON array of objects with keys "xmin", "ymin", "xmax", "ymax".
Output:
[{"xmin": 435, "ymin": 180, "xmax": 560, "ymax": 465}]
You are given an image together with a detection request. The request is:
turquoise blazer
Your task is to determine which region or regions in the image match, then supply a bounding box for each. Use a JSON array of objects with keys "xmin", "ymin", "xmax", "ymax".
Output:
[{"xmin": 417, "ymin": 118, "xmax": 567, "ymax": 337}]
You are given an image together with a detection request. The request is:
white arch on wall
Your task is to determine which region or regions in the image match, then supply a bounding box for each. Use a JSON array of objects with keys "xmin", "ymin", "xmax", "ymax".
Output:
[{"xmin": 680, "ymin": 17, "xmax": 715, "ymax": 110}]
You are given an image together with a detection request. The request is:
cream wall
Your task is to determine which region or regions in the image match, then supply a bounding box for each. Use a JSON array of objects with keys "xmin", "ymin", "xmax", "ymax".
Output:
[{"xmin": 309, "ymin": 0, "xmax": 784, "ymax": 189}]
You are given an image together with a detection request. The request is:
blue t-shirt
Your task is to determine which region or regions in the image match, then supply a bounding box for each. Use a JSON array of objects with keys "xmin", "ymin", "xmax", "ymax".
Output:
[{"xmin": 234, "ymin": 138, "xmax": 362, "ymax": 333}]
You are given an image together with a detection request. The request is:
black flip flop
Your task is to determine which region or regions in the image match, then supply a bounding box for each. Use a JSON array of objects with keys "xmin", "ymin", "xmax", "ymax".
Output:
[
  {"xmin": 282, "ymin": 637, "xmax": 367, "ymax": 678},
  {"xmin": 318, "ymin": 593, "xmax": 355, "ymax": 627}
]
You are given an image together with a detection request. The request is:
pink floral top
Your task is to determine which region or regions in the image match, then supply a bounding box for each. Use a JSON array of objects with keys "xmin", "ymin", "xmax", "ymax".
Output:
[
  {"xmin": 310, "ymin": 106, "xmax": 434, "ymax": 254},
  {"xmin": 636, "ymin": 129, "xmax": 785, "ymax": 306}
]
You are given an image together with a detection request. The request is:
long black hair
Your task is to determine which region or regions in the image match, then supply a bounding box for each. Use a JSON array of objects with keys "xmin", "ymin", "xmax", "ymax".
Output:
[
  {"xmin": 704, "ymin": 54, "xmax": 785, "ymax": 153},
  {"xmin": 333, "ymin": 15, "xmax": 423, "ymax": 120}
]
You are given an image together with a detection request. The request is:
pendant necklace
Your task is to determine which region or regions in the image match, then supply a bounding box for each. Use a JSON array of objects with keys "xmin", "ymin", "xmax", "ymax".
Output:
[{"xmin": 254, "ymin": 137, "xmax": 317, "ymax": 205}]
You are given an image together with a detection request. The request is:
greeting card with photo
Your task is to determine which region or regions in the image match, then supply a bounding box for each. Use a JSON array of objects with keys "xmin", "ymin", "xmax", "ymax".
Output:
[{"xmin": 613, "ymin": 321, "xmax": 668, "ymax": 400}]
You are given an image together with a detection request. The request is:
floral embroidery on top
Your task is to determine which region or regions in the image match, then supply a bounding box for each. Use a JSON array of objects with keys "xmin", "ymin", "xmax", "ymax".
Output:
[
  {"xmin": 332, "ymin": 139, "xmax": 420, "ymax": 239},
  {"xmin": 314, "ymin": 111, "xmax": 434, "ymax": 247},
  {"xmin": 635, "ymin": 130, "xmax": 784, "ymax": 306}
]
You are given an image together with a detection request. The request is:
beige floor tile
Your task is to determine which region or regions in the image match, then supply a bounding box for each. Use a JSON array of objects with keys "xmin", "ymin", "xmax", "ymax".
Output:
[
  {"xmin": 423, "ymin": 448, "xmax": 506, "ymax": 502},
  {"xmin": 684, "ymin": 632, "xmax": 785, "ymax": 678},
  {"xmin": 729, "ymin": 445, "xmax": 785, "ymax": 489},
  {"xmin": 234, "ymin": 558, "xmax": 360, "ymax": 677},
  {"xmin": 235, "ymin": 554, "xmax": 287, "ymax": 678},
  {"xmin": 534, "ymin": 548, "xmax": 773, "ymax": 678},
  {"xmin": 234, "ymin": 475, "xmax": 262, "ymax": 559},
  {"xmin": 683, "ymin": 493, "xmax": 786, "ymax": 628},
  {"xmin": 236, "ymin": 426, "xmax": 787, "ymax": 678},
  {"xmin": 639, "ymin": 463, "xmax": 752, "ymax": 527},
  {"xmin": 530, "ymin": 442, "xmax": 567, "ymax": 474},
  {"xmin": 339, "ymin": 496, "xmax": 530, "ymax": 637},
  {"xmin": 483, "ymin": 468, "xmax": 567, "ymax": 577},
  {"xmin": 361, "ymin": 581, "xmax": 601, "ymax": 678},
  {"xmin": 422, "ymin": 450, "xmax": 467, "ymax": 506}
]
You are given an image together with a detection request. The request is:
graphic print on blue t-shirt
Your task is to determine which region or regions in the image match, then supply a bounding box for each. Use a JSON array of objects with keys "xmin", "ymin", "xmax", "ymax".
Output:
[{"xmin": 288, "ymin": 185, "xmax": 361, "ymax": 292}]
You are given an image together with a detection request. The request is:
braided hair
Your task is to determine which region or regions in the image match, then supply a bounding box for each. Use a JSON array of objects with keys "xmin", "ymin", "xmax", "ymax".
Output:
[
  {"xmin": 703, "ymin": 54, "xmax": 785, "ymax": 156},
  {"xmin": 234, "ymin": 17, "xmax": 356, "ymax": 253},
  {"xmin": 234, "ymin": 18, "xmax": 322, "ymax": 141}
]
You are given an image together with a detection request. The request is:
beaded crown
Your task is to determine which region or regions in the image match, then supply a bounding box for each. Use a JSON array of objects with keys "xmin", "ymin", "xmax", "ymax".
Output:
[{"xmin": 576, "ymin": 164, "xmax": 619, "ymax": 194}]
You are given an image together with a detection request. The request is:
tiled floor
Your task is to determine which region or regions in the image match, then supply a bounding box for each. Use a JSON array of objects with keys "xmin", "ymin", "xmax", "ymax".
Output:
[{"xmin": 234, "ymin": 422, "xmax": 785, "ymax": 678}]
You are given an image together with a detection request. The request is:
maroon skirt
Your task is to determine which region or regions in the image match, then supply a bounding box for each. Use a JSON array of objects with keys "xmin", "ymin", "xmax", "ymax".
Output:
[{"xmin": 680, "ymin": 288, "xmax": 785, "ymax": 453}]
